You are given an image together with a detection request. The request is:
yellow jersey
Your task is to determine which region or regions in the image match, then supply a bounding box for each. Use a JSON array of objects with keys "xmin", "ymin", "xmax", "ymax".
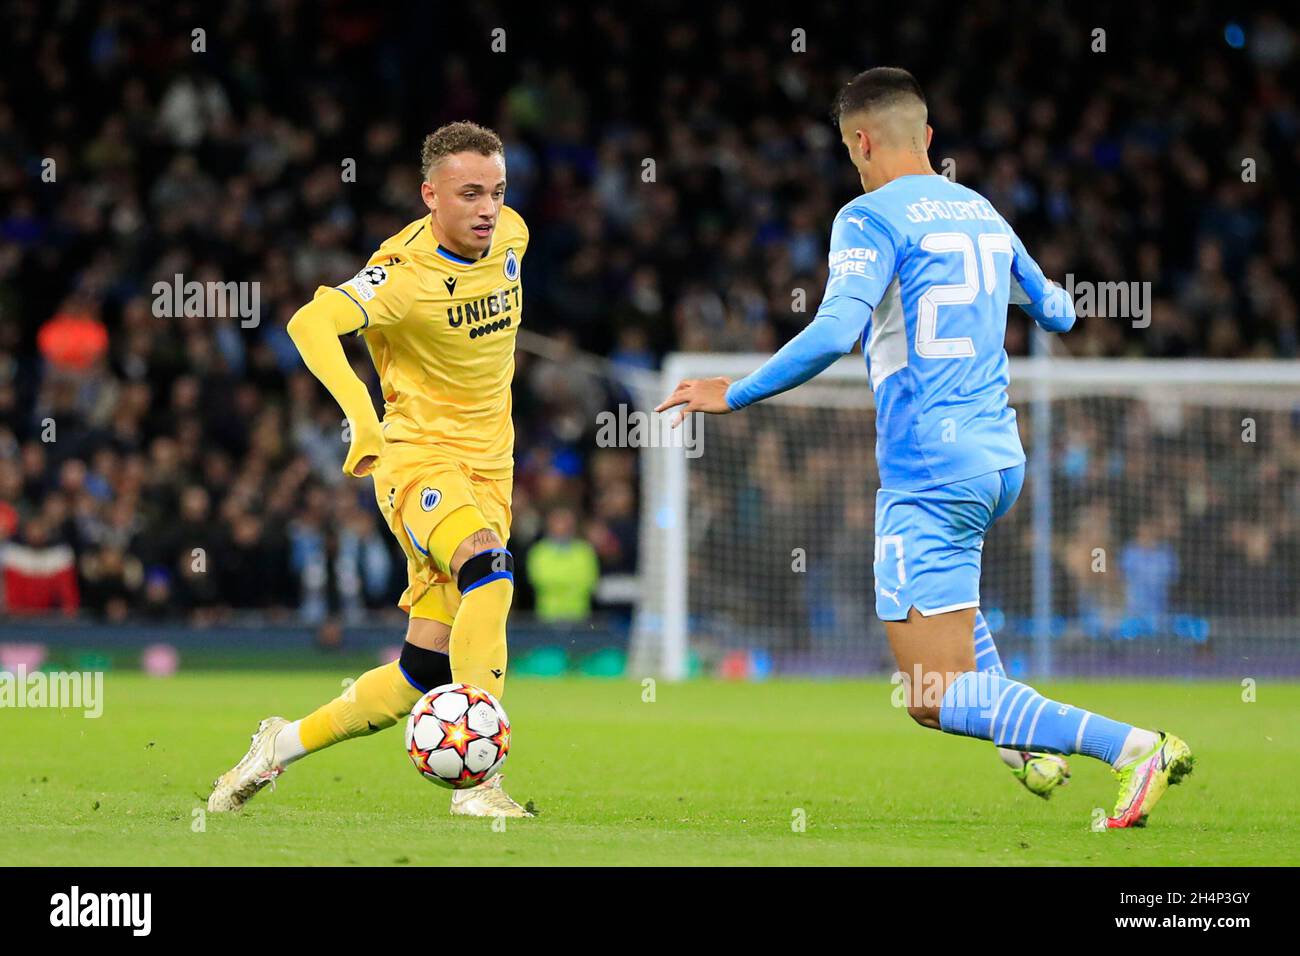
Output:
[{"xmin": 320, "ymin": 206, "xmax": 528, "ymax": 477}]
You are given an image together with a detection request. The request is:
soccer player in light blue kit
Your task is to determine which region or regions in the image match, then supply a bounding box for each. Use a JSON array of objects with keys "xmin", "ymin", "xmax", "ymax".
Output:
[{"xmin": 657, "ymin": 67, "xmax": 1193, "ymax": 828}]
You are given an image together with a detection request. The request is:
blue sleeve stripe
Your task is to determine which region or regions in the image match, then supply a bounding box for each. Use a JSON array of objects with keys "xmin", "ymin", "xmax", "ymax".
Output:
[
  {"xmin": 403, "ymin": 522, "xmax": 430, "ymax": 557},
  {"xmin": 331, "ymin": 286, "xmax": 370, "ymax": 333}
]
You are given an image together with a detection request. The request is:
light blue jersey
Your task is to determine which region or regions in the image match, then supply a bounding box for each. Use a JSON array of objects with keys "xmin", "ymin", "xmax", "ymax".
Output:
[
  {"xmin": 724, "ymin": 173, "xmax": 1075, "ymax": 620},
  {"xmin": 726, "ymin": 173, "xmax": 1074, "ymax": 492}
]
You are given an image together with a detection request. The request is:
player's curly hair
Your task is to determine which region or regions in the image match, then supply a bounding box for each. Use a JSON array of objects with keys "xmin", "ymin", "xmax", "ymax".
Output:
[{"xmin": 420, "ymin": 121, "xmax": 504, "ymax": 179}]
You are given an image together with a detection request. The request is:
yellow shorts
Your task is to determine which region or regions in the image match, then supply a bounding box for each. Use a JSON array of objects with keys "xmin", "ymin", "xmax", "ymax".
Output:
[{"xmin": 372, "ymin": 442, "xmax": 512, "ymax": 625}]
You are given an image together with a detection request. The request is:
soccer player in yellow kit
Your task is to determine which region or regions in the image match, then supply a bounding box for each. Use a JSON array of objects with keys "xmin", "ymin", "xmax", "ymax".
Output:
[{"xmin": 208, "ymin": 122, "xmax": 532, "ymax": 817}]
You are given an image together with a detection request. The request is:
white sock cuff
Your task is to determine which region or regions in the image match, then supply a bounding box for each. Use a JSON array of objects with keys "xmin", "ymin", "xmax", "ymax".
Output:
[{"xmin": 273, "ymin": 719, "xmax": 309, "ymax": 767}]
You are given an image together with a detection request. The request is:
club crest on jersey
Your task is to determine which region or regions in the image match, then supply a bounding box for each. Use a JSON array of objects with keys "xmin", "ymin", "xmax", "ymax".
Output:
[
  {"xmin": 503, "ymin": 248, "xmax": 519, "ymax": 282},
  {"xmin": 420, "ymin": 487, "xmax": 441, "ymax": 512}
]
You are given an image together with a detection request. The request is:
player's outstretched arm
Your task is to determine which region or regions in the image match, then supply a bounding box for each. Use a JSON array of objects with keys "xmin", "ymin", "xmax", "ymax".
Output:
[
  {"xmin": 286, "ymin": 292, "xmax": 385, "ymax": 476},
  {"xmin": 657, "ymin": 207, "xmax": 886, "ymax": 424},
  {"xmin": 656, "ymin": 293, "xmax": 870, "ymax": 427},
  {"xmin": 724, "ymin": 297, "xmax": 869, "ymax": 410}
]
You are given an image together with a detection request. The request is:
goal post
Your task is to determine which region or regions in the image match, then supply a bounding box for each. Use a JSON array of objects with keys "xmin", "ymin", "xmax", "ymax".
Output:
[{"xmin": 631, "ymin": 354, "xmax": 1300, "ymax": 681}]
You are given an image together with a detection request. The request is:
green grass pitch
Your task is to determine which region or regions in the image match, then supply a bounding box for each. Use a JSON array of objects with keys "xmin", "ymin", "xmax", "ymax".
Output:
[{"xmin": 2, "ymin": 673, "xmax": 1297, "ymax": 866}]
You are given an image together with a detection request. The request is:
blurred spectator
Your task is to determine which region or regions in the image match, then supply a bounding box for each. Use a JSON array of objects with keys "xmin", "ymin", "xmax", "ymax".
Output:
[
  {"xmin": 1119, "ymin": 518, "xmax": 1180, "ymax": 628},
  {"xmin": 80, "ymin": 545, "xmax": 145, "ymax": 621},
  {"xmin": 2, "ymin": 516, "xmax": 79, "ymax": 616},
  {"xmin": 526, "ymin": 507, "xmax": 600, "ymax": 622}
]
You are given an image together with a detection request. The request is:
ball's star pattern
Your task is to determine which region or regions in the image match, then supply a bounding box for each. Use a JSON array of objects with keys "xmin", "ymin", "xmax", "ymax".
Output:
[
  {"xmin": 407, "ymin": 686, "xmax": 509, "ymax": 786},
  {"xmin": 460, "ymin": 685, "xmax": 497, "ymax": 707},
  {"xmin": 492, "ymin": 724, "xmax": 511, "ymax": 756},
  {"xmin": 437, "ymin": 713, "xmax": 479, "ymax": 758}
]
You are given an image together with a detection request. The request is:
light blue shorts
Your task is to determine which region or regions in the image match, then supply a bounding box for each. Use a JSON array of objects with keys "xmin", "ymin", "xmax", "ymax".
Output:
[{"xmin": 873, "ymin": 464, "xmax": 1025, "ymax": 621}]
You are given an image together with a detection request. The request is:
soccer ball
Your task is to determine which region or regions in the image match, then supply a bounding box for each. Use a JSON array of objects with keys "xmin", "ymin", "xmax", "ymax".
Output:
[{"xmin": 405, "ymin": 683, "xmax": 511, "ymax": 789}]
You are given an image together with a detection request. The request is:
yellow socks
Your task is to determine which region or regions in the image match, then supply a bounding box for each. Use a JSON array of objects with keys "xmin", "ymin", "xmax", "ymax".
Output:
[
  {"xmin": 298, "ymin": 660, "xmax": 424, "ymax": 753},
  {"xmin": 294, "ymin": 547, "xmax": 513, "ymax": 757},
  {"xmin": 450, "ymin": 576, "xmax": 513, "ymax": 699}
]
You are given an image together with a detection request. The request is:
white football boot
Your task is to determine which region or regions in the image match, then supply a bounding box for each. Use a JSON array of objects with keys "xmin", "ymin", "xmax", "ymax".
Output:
[
  {"xmin": 207, "ymin": 717, "xmax": 290, "ymax": 813},
  {"xmin": 449, "ymin": 774, "xmax": 533, "ymax": 818}
]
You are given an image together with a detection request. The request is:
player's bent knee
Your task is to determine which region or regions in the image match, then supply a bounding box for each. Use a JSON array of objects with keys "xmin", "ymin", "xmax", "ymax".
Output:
[
  {"xmin": 448, "ymin": 527, "xmax": 505, "ymax": 578},
  {"xmin": 405, "ymin": 616, "xmax": 451, "ymax": 654},
  {"xmin": 906, "ymin": 704, "xmax": 942, "ymax": 729},
  {"xmin": 398, "ymin": 638, "xmax": 454, "ymax": 694},
  {"xmin": 456, "ymin": 544, "xmax": 514, "ymax": 595}
]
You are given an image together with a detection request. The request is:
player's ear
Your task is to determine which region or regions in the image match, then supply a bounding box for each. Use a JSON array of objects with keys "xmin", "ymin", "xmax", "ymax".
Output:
[
  {"xmin": 856, "ymin": 128, "xmax": 871, "ymax": 163},
  {"xmin": 420, "ymin": 180, "xmax": 437, "ymax": 213},
  {"xmin": 924, "ymin": 124, "xmax": 934, "ymax": 149}
]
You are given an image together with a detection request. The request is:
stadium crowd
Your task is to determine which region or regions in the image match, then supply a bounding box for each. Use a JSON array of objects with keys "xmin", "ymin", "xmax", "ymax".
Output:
[{"xmin": 1, "ymin": 1, "xmax": 1297, "ymax": 624}]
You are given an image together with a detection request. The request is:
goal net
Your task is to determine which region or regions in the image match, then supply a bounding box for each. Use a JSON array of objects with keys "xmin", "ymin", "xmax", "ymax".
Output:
[{"xmin": 631, "ymin": 355, "xmax": 1300, "ymax": 680}]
